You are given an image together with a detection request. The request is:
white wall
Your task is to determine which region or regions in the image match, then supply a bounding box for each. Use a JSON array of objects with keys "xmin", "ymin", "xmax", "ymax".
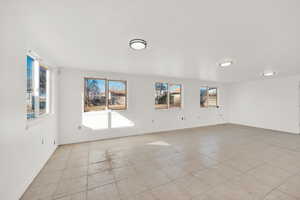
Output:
[
  {"xmin": 58, "ymin": 68, "xmax": 229, "ymax": 144},
  {"xmin": 0, "ymin": 59, "xmax": 59, "ymax": 200},
  {"xmin": 0, "ymin": 3, "xmax": 59, "ymax": 199},
  {"xmin": 228, "ymin": 75, "xmax": 300, "ymax": 134}
]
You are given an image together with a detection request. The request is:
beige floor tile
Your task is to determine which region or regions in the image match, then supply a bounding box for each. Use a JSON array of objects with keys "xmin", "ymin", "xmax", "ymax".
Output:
[
  {"xmin": 88, "ymin": 162, "xmax": 112, "ymax": 175},
  {"xmin": 192, "ymin": 168, "xmax": 228, "ymax": 187},
  {"xmin": 207, "ymin": 164, "xmax": 243, "ymax": 180},
  {"xmin": 222, "ymin": 155, "xmax": 265, "ymax": 173},
  {"xmin": 69, "ymin": 151, "xmax": 89, "ymax": 160},
  {"xmin": 21, "ymin": 183, "xmax": 57, "ymax": 200},
  {"xmin": 138, "ymin": 170, "xmax": 171, "ymax": 189},
  {"xmin": 87, "ymin": 183, "xmax": 120, "ymax": 200},
  {"xmin": 122, "ymin": 191, "xmax": 157, "ymax": 200},
  {"xmin": 43, "ymin": 158, "xmax": 67, "ymax": 172},
  {"xmin": 263, "ymin": 189, "xmax": 298, "ymax": 200},
  {"xmin": 228, "ymin": 174, "xmax": 274, "ymax": 199},
  {"xmin": 55, "ymin": 191, "xmax": 86, "ymax": 200},
  {"xmin": 88, "ymin": 171, "xmax": 115, "ymax": 189},
  {"xmin": 31, "ymin": 170, "xmax": 63, "ymax": 188},
  {"xmin": 278, "ymin": 174, "xmax": 300, "ymax": 198},
  {"xmin": 161, "ymin": 165, "xmax": 190, "ymax": 180},
  {"xmin": 67, "ymin": 157, "xmax": 89, "ymax": 168},
  {"xmin": 246, "ymin": 164, "xmax": 292, "ymax": 188},
  {"xmin": 265, "ymin": 153, "xmax": 300, "ymax": 174},
  {"xmin": 110, "ymin": 158, "xmax": 132, "ymax": 169},
  {"xmin": 116, "ymin": 176, "xmax": 148, "ymax": 198},
  {"xmin": 89, "ymin": 151, "xmax": 108, "ymax": 164},
  {"xmin": 113, "ymin": 166, "xmax": 138, "ymax": 180},
  {"xmin": 193, "ymin": 179, "xmax": 271, "ymax": 200},
  {"xmin": 61, "ymin": 166, "xmax": 88, "ymax": 180},
  {"xmin": 151, "ymin": 182, "xmax": 192, "ymax": 200},
  {"xmin": 22, "ymin": 125, "xmax": 300, "ymax": 200},
  {"xmin": 54, "ymin": 176, "xmax": 87, "ymax": 198},
  {"xmin": 173, "ymin": 174, "xmax": 212, "ymax": 197}
]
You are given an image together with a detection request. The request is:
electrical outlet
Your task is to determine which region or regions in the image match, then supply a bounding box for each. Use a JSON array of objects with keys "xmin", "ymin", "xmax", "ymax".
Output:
[{"xmin": 53, "ymin": 140, "xmax": 56, "ymax": 145}]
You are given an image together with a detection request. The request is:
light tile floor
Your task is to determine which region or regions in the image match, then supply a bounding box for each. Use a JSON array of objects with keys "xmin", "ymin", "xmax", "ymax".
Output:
[{"xmin": 21, "ymin": 124, "xmax": 300, "ymax": 200}]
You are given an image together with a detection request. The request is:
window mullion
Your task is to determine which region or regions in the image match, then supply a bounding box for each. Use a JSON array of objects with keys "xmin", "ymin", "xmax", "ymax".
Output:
[
  {"xmin": 106, "ymin": 79, "xmax": 109, "ymax": 110},
  {"xmin": 167, "ymin": 83, "xmax": 170, "ymax": 109}
]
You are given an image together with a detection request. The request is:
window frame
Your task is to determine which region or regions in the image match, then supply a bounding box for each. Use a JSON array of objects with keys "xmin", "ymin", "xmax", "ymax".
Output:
[
  {"xmin": 155, "ymin": 82, "xmax": 182, "ymax": 110},
  {"xmin": 84, "ymin": 77, "xmax": 107, "ymax": 112},
  {"xmin": 155, "ymin": 82, "xmax": 169, "ymax": 110},
  {"xmin": 169, "ymin": 83, "xmax": 182, "ymax": 108},
  {"xmin": 84, "ymin": 78, "xmax": 128, "ymax": 112},
  {"xmin": 200, "ymin": 86, "xmax": 218, "ymax": 108},
  {"xmin": 108, "ymin": 79, "xmax": 128, "ymax": 110},
  {"xmin": 38, "ymin": 64, "xmax": 50, "ymax": 116},
  {"xmin": 26, "ymin": 53, "xmax": 51, "ymax": 121}
]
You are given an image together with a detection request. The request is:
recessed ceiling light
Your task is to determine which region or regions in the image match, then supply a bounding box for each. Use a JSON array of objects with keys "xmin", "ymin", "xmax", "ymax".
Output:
[
  {"xmin": 219, "ymin": 60, "xmax": 233, "ymax": 67},
  {"xmin": 262, "ymin": 71, "xmax": 276, "ymax": 77},
  {"xmin": 129, "ymin": 39, "xmax": 147, "ymax": 50}
]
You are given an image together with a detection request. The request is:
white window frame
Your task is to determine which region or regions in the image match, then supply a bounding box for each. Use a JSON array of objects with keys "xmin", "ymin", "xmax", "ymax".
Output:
[
  {"xmin": 26, "ymin": 52, "xmax": 51, "ymax": 122},
  {"xmin": 83, "ymin": 78, "xmax": 128, "ymax": 112},
  {"xmin": 155, "ymin": 82, "xmax": 182, "ymax": 109},
  {"xmin": 200, "ymin": 86, "xmax": 218, "ymax": 108}
]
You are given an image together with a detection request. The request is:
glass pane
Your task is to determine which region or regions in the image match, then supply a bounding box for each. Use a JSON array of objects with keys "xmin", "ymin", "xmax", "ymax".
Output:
[
  {"xmin": 169, "ymin": 84, "xmax": 181, "ymax": 108},
  {"xmin": 108, "ymin": 80, "xmax": 127, "ymax": 110},
  {"xmin": 208, "ymin": 88, "xmax": 217, "ymax": 106},
  {"xmin": 39, "ymin": 65, "xmax": 47, "ymax": 115},
  {"xmin": 84, "ymin": 79, "xmax": 106, "ymax": 112},
  {"xmin": 26, "ymin": 56, "xmax": 35, "ymax": 119},
  {"xmin": 200, "ymin": 87, "xmax": 208, "ymax": 107},
  {"xmin": 155, "ymin": 82, "xmax": 168, "ymax": 109}
]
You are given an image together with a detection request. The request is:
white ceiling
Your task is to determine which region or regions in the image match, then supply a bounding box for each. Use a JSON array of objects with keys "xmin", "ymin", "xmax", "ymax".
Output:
[{"xmin": 22, "ymin": 0, "xmax": 300, "ymax": 82}]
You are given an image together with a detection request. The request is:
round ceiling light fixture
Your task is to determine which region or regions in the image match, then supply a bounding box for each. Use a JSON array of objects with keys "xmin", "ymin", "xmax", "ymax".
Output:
[
  {"xmin": 262, "ymin": 71, "xmax": 276, "ymax": 77},
  {"xmin": 218, "ymin": 60, "xmax": 233, "ymax": 68},
  {"xmin": 129, "ymin": 39, "xmax": 147, "ymax": 50}
]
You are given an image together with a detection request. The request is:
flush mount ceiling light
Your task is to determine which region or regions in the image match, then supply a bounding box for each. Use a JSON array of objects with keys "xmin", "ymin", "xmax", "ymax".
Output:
[
  {"xmin": 129, "ymin": 39, "xmax": 147, "ymax": 50},
  {"xmin": 218, "ymin": 60, "xmax": 233, "ymax": 68},
  {"xmin": 262, "ymin": 71, "xmax": 276, "ymax": 77}
]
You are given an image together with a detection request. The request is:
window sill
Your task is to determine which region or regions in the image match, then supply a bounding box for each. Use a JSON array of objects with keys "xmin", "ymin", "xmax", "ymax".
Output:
[
  {"xmin": 200, "ymin": 106, "xmax": 219, "ymax": 109},
  {"xmin": 26, "ymin": 113, "xmax": 52, "ymax": 130},
  {"xmin": 155, "ymin": 107, "xmax": 182, "ymax": 110}
]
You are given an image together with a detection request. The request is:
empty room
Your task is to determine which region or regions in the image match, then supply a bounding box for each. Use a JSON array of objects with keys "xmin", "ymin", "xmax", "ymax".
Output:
[{"xmin": 1, "ymin": 0, "xmax": 300, "ymax": 199}]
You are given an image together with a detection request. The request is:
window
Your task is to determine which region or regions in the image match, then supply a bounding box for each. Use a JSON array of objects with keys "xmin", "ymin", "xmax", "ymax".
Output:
[
  {"xmin": 26, "ymin": 56, "xmax": 35, "ymax": 119},
  {"xmin": 208, "ymin": 88, "xmax": 217, "ymax": 107},
  {"xmin": 84, "ymin": 78, "xmax": 127, "ymax": 112},
  {"xmin": 26, "ymin": 54, "xmax": 50, "ymax": 120},
  {"xmin": 200, "ymin": 87, "xmax": 218, "ymax": 107},
  {"xmin": 155, "ymin": 82, "xmax": 182, "ymax": 109},
  {"xmin": 39, "ymin": 65, "xmax": 48, "ymax": 115},
  {"xmin": 169, "ymin": 84, "xmax": 182, "ymax": 108},
  {"xmin": 155, "ymin": 82, "xmax": 168, "ymax": 109},
  {"xmin": 84, "ymin": 79, "xmax": 106, "ymax": 112},
  {"xmin": 200, "ymin": 87, "xmax": 208, "ymax": 107},
  {"xmin": 108, "ymin": 80, "xmax": 127, "ymax": 110}
]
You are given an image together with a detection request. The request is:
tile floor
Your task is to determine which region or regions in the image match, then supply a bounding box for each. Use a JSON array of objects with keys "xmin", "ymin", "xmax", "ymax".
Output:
[{"xmin": 21, "ymin": 124, "xmax": 300, "ymax": 200}]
